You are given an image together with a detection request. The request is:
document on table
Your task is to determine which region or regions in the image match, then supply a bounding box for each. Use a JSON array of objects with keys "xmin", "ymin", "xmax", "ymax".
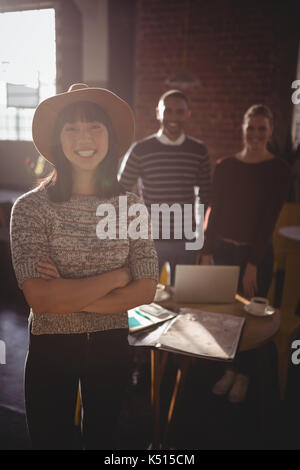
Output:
[
  {"xmin": 128, "ymin": 303, "xmax": 177, "ymax": 333},
  {"xmin": 128, "ymin": 320, "xmax": 173, "ymax": 347},
  {"xmin": 157, "ymin": 308, "xmax": 245, "ymax": 361},
  {"xmin": 129, "ymin": 308, "xmax": 245, "ymax": 361}
]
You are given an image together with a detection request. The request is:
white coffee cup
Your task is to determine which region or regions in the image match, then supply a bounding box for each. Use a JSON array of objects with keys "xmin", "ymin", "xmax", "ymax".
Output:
[{"xmin": 249, "ymin": 297, "xmax": 269, "ymax": 315}]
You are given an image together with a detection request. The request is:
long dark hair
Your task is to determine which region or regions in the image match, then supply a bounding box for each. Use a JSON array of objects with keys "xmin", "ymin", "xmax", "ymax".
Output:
[{"xmin": 43, "ymin": 101, "xmax": 125, "ymax": 202}]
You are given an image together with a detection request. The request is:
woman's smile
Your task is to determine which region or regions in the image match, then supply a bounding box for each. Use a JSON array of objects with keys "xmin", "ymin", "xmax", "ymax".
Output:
[
  {"xmin": 60, "ymin": 120, "xmax": 109, "ymax": 171},
  {"xmin": 243, "ymin": 115, "xmax": 272, "ymax": 152},
  {"xmin": 75, "ymin": 149, "xmax": 97, "ymax": 158}
]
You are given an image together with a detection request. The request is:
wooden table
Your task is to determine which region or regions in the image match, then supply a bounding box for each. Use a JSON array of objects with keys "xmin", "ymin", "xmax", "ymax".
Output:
[{"xmin": 151, "ymin": 294, "xmax": 280, "ymax": 448}]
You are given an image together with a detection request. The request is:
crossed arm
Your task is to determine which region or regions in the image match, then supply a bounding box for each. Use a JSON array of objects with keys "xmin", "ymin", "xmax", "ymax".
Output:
[{"xmin": 22, "ymin": 257, "xmax": 157, "ymax": 315}]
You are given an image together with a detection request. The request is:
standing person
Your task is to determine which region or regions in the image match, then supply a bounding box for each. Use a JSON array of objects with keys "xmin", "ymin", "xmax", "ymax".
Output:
[
  {"xmin": 202, "ymin": 104, "xmax": 291, "ymax": 403},
  {"xmin": 10, "ymin": 83, "xmax": 158, "ymax": 449},
  {"xmin": 118, "ymin": 89, "xmax": 211, "ymax": 284}
]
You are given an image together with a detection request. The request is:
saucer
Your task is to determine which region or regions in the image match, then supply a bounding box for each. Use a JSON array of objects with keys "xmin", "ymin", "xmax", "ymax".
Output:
[{"xmin": 244, "ymin": 304, "xmax": 275, "ymax": 317}]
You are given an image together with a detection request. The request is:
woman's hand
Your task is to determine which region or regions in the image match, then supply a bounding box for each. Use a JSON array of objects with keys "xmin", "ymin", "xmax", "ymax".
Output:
[
  {"xmin": 115, "ymin": 267, "xmax": 132, "ymax": 288},
  {"xmin": 37, "ymin": 257, "xmax": 61, "ymax": 280},
  {"xmin": 37, "ymin": 259, "xmax": 131, "ymax": 289},
  {"xmin": 200, "ymin": 254, "xmax": 212, "ymax": 265},
  {"xmin": 242, "ymin": 263, "xmax": 257, "ymax": 299},
  {"xmin": 27, "ymin": 260, "xmax": 132, "ymax": 315},
  {"xmin": 82, "ymin": 278, "xmax": 157, "ymax": 314}
]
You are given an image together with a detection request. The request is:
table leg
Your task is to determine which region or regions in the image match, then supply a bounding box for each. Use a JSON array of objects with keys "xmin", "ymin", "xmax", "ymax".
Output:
[
  {"xmin": 163, "ymin": 356, "xmax": 193, "ymax": 447},
  {"xmin": 151, "ymin": 348, "xmax": 162, "ymax": 449}
]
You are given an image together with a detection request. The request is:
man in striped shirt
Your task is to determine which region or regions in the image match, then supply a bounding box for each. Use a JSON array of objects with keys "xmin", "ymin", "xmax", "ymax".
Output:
[{"xmin": 118, "ymin": 90, "xmax": 211, "ymax": 284}]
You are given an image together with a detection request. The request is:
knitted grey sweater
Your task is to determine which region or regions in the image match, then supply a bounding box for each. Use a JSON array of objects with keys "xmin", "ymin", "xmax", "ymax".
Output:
[{"xmin": 10, "ymin": 184, "xmax": 159, "ymax": 335}]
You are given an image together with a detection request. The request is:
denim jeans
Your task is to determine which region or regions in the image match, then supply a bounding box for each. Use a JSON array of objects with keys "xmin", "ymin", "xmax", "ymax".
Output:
[{"xmin": 24, "ymin": 326, "xmax": 132, "ymax": 450}]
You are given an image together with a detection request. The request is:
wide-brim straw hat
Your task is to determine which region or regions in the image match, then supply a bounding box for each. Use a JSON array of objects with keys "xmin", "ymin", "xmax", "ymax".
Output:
[{"xmin": 32, "ymin": 83, "xmax": 135, "ymax": 165}]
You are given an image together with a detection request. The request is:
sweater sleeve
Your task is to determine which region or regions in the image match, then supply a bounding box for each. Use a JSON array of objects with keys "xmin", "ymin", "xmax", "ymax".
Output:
[
  {"xmin": 249, "ymin": 162, "xmax": 292, "ymax": 265},
  {"xmin": 10, "ymin": 192, "xmax": 50, "ymax": 288},
  {"xmin": 197, "ymin": 147, "xmax": 211, "ymax": 211},
  {"xmin": 126, "ymin": 193, "xmax": 159, "ymax": 282},
  {"xmin": 202, "ymin": 160, "xmax": 223, "ymax": 254},
  {"xmin": 118, "ymin": 143, "xmax": 140, "ymax": 191}
]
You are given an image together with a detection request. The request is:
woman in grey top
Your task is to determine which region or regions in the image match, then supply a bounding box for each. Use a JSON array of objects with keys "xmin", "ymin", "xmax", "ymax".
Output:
[{"xmin": 10, "ymin": 83, "xmax": 158, "ymax": 449}]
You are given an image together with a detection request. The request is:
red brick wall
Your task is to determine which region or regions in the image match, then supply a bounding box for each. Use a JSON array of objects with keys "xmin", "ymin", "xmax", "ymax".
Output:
[{"xmin": 134, "ymin": 0, "xmax": 300, "ymax": 164}]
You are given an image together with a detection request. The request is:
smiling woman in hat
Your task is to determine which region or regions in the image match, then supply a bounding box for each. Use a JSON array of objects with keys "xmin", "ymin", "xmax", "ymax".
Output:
[{"xmin": 10, "ymin": 84, "xmax": 158, "ymax": 450}]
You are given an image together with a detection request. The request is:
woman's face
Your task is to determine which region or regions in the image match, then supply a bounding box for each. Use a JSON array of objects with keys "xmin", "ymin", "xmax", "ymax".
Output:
[
  {"xmin": 242, "ymin": 115, "xmax": 272, "ymax": 152},
  {"xmin": 60, "ymin": 119, "xmax": 109, "ymax": 173}
]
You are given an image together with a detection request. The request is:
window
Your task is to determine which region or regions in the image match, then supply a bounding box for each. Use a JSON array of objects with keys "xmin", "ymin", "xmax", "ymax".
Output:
[{"xmin": 0, "ymin": 9, "xmax": 56, "ymax": 141}]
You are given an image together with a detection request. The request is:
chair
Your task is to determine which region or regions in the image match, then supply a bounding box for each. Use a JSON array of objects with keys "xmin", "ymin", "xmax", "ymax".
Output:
[
  {"xmin": 160, "ymin": 261, "xmax": 171, "ymax": 286},
  {"xmin": 74, "ymin": 384, "xmax": 82, "ymax": 426},
  {"xmin": 268, "ymin": 202, "xmax": 300, "ymax": 306},
  {"xmin": 272, "ymin": 251, "xmax": 300, "ymax": 400}
]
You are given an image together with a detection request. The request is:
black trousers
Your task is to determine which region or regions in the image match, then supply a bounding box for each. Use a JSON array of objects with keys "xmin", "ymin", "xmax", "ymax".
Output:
[
  {"xmin": 24, "ymin": 326, "xmax": 132, "ymax": 450},
  {"xmin": 212, "ymin": 237, "xmax": 274, "ymax": 374},
  {"xmin": 213, "ymin": 236, "xmax": 274, "ymax": 298}
]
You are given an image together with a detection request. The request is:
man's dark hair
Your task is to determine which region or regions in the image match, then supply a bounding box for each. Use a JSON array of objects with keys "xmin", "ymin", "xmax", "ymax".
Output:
[{"xmin": 158, "ymin": 89, "xmax": 189, "ymax": 107}]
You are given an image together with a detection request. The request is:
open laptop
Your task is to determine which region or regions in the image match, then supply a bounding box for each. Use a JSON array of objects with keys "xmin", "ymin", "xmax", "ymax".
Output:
[{"xmin": 174, "ymin": 265, "xmax": 240, "ymax": 303}]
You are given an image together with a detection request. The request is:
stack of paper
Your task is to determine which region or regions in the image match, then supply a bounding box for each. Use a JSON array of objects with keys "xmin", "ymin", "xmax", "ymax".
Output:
[
  {"xmin": 129, "ymin": 308, "xmax": 245, "ymax": 361},
  {"xmin": 128, "ymin": 303, "xmax": 176, "ymax": 333},
  {"xmin": 157, "ymin": 309, "xmax": 245, "ymax": 361}
]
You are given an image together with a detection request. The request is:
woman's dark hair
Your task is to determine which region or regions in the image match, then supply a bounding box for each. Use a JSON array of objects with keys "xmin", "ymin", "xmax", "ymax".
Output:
[{"xmin": 43, "ymin": 100, "xmax": 125, "ymax": 202}]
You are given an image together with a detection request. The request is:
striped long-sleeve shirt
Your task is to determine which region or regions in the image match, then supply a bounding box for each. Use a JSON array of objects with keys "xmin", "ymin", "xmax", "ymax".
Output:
[{"xmin": 118, "ymin": 134, "xmax": 211, "ymax": 240}]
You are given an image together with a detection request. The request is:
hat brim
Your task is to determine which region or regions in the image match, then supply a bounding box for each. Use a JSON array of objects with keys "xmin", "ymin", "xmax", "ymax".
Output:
[{"xmin": 32, "ymin": 87, "xmax": 135, "ymax": 165}]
